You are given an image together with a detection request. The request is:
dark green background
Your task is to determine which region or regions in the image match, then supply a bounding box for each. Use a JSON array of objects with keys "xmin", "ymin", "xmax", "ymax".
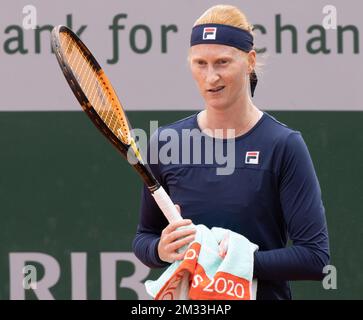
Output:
[{"xmin": 0, "ymin": 111, "xmax": 362, "ymax": 300}]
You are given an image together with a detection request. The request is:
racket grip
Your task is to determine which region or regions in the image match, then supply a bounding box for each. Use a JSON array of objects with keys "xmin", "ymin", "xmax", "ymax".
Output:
[{"xmin": 152, "ymin": 186, "xmax": 183, "ymax": 223}]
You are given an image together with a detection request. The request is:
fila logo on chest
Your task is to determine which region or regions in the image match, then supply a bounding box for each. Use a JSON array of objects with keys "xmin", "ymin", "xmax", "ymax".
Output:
[{"xmin": 245, "ymin": 151, "xmax": 260, "ymax": 165}]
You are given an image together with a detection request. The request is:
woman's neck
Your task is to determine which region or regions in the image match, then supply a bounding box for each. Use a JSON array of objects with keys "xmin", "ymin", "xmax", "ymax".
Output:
[{"xmin": 198, "ymin": 99, "xmax": 263, "ymax": 138}]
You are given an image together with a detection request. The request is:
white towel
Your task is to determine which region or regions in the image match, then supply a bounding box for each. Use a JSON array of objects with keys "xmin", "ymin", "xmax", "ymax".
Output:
[{"xmin": 145, "ymin": 224, "xmax": 259, "ymax": 300}]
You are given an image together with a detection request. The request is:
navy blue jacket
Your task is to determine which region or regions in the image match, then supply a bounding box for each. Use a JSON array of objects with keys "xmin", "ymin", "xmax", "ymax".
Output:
[{"xmin": 132, "ymin": 112, "xmax": 330, "ymax": 300}]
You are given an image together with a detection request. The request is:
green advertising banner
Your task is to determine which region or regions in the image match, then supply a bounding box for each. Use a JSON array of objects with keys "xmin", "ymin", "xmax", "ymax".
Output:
[{"xmin": 1, "ymin": 111, "xmax": 362, "ymax": 300}]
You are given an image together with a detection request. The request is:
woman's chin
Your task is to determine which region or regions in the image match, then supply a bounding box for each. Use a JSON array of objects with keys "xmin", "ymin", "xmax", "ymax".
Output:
[{"xmin": 205, "ymin": 100, "xmax": 229, "ymax": 110}]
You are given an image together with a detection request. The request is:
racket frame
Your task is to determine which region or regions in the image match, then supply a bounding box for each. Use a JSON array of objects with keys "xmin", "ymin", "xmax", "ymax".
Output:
[{"xmin": 51, "ymin": 25, "xmax": 182, "ymax": 223}]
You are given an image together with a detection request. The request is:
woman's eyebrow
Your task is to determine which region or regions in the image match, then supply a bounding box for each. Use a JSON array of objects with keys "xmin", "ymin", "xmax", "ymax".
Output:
[
  {"xmin": 191, "ymin": 55, "xmax": 233, "ymax": 61},
  {"xmin": 215, "ymin": 56, "xmax": 233, "ymax": 60}
]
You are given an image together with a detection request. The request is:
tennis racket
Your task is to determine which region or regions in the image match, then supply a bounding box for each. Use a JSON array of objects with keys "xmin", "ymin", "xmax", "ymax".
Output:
[{"xmin": 51, "ymin": 25, "xmax": 181, "ymax": 224}]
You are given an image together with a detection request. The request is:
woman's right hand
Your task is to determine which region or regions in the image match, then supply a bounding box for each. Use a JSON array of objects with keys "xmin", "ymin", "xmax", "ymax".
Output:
[{"xmin": 158, "ymin": 206, "xmax": 196, "ymax": 263}]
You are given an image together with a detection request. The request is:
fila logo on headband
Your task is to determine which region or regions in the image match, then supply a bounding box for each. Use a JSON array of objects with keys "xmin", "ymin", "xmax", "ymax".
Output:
[
  {"xmin": 203, "ymin": 27, "xmax": 217, "ymax": 40},
  {"xmin": 245, "ymin": 151, "xmax": 260, "ymax": 165}
]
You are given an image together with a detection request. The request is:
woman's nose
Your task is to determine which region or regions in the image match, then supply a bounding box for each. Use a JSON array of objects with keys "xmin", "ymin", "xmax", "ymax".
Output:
[{"xmin": 206, "ymin": 66, "xmax": 220, "ymax": 84}]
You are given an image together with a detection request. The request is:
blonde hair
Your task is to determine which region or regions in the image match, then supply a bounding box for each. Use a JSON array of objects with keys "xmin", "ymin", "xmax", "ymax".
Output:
[{"xmin": 194, "ymin": 5, "xmax": 254, "ymax": 38}]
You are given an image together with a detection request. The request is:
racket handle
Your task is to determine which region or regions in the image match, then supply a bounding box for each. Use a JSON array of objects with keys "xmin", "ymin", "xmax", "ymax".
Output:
[{"xmin": 152, "ymin": 186, "xmax": 183, "ymax": 223}]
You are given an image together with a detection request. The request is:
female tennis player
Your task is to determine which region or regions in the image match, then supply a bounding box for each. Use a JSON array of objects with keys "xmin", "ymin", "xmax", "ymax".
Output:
[{"xmin": 132, "ymin": 5, "xmax": 330, "ymax": 300}]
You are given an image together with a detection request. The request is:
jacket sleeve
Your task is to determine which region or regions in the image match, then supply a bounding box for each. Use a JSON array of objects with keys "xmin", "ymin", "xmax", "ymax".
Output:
[{"xmin": 254, "ymin": 132, "xmax": 330, "ymax": 281}]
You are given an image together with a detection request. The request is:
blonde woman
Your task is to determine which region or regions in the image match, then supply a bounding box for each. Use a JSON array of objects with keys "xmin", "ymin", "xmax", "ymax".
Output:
[{"xmin": 133, "ymin": 5, "xmax": 330, "ymax": 300}]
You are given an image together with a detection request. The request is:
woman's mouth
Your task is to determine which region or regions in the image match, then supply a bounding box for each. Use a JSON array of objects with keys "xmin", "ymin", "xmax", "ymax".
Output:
[{"xmin": 207, "ymin": 86, "xmax": 225, "ymax": 93}]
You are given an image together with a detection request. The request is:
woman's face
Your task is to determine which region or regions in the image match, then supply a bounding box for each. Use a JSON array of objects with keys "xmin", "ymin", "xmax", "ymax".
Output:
[{"xmin": 189, "ymin": 44, "xmax": 255, "ymax": 110}]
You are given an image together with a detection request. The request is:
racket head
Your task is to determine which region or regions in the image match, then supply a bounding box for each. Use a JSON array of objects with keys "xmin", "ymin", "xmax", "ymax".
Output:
[{"xmin": 51, "ymin": 25, "xmax": 158, "ymax": 189}]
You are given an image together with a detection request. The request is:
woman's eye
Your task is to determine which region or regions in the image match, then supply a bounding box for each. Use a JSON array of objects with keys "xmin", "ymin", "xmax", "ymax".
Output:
[
  {"xmin": 197, "ymin": 60, "xmax": 206, "ymax": 66},
  {"xmin": 218, "ymin": 60, "xmax": 228, "ymax": 65}
]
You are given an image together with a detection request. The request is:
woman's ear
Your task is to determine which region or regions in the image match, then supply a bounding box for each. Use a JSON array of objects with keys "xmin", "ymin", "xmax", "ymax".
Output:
[{"xmin": 247, "ymin": 50, "xmax": 256, "ymax": 73}]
